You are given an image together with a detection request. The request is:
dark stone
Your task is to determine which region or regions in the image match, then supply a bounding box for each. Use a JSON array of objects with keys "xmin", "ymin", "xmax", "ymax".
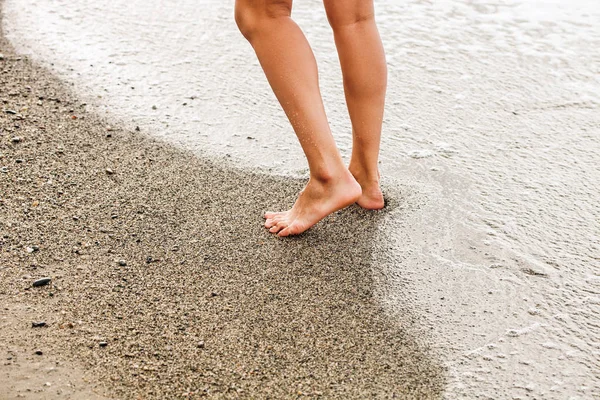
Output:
[{"xmin": 32, "ymin": 277, "xmax": 51, "ymax": 287}]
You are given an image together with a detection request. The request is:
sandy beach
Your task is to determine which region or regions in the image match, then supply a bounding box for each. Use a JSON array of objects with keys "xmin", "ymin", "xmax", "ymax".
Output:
[
  {"xmin": 0, "ymin": 6, "xmax": 446, "ymax": 398},
  {"xmin": 3, "ymin": 0, "xmax": 600, "ymax": 398}
]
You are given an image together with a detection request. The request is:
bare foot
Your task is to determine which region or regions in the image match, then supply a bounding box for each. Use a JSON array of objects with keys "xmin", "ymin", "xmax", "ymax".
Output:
[
  {"xmin": 264, "ymin": 170, "xmax": 362, "ymax": 237},
  {"xmin": 349, "ymin": 166, "xmax": 385, "ymax": 210}
]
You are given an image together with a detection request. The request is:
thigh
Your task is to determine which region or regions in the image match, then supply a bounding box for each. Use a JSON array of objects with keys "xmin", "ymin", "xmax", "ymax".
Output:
[{"xmin": 322, "ymin": 0, "xmax": 375, "ymax": 28}]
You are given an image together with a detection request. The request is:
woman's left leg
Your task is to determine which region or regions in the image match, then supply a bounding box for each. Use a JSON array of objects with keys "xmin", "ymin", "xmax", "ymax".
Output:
[{"xmin": 323, "ymin": 0, "xmax": 387, "ymax": 210}]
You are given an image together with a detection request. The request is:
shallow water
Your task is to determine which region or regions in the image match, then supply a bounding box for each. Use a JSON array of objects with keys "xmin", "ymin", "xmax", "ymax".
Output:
[{"xmin": 3, "ymin": 0, "xmax": 600, "ymax": 397}]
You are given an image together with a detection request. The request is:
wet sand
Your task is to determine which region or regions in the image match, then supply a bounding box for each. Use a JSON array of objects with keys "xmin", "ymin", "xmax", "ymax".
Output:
[{"xmin": 0, "ymin": 7, "xmax": 445, "ymax": 399}]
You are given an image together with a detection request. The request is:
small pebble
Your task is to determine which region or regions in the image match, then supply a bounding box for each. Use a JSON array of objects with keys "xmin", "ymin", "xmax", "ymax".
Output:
[
  {"xmin": 99, "ymin": 341, "xmax": 108, "ymax": 347},
  {"xmin": 4, "ymin": 109, "xmax": 17, "ymax": 115},
  {"xmin": 32, "ymin": 277, "xmax": 52, "ymax": 287},
  {"xmin": 32, "ymin": 321, "xmax": 46, "ymax": 328},
  {"xmin": 118, "ymin": 260, "xmax": 127, "ymax": 266},
  {"xmin": 0, "ymin": 167, "xmax": 7, "ymax": 173},
  {"xmin": 197, "ymin": 341, "xmax": 205, "ymax": 349},
  {"xmin": 105, "ymin": 168, "xmax": 114, "ymax": 175},
  {"xmin": 34, "ymin": 350, "xmax": 43, "ymax": 356},
  {"xmin": 11, "ymin": 136, "xmax": 21, "ymax": 143}
]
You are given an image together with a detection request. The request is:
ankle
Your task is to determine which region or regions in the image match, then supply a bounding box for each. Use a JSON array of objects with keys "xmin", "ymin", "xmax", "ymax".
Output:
[
  {"xmin": 348, "ymin": 162, "xmax": 379, "ymax": 186},
  {"xmin": 310, "ymin": 163, "xmax": 352, "ymax": 185}
]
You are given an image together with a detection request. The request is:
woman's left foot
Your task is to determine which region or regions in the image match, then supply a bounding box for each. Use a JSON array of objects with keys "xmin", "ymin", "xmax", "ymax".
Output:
[{"xmin": 264, "ymin": 170, "xmax": 362, "ymax": 236}]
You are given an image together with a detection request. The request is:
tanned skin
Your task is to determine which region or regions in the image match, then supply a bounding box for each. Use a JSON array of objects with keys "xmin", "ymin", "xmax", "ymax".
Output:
[{"xmin": 235, "ymin": 0, "xmax": 387, "ymax": 236}]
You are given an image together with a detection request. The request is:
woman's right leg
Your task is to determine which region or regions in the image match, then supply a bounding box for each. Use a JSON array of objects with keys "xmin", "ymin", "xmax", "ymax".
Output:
[{"xmin": 235, "ymin": 0, "xmax": 361, "ymax": 236}]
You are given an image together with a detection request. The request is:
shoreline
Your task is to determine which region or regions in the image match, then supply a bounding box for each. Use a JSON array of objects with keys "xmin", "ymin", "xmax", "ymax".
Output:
[{"xmin": 0, "ymin": 4, "xmax": 445, "ymax": 398}]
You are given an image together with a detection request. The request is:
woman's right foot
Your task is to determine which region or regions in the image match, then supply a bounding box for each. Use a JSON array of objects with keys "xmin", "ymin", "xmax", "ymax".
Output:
[
  {"xmin": 264, "ymin": 169, "xmax": 362, "ymax": 236},
  {"xmin": 349, "ymin": 165, "xmax": 384, "ymax": 210}
]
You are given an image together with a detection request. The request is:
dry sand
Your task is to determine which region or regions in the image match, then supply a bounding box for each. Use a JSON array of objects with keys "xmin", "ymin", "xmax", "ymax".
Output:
[{"xmin": 0, "ymin": 9, "xmax": 445, "ymax": 399}]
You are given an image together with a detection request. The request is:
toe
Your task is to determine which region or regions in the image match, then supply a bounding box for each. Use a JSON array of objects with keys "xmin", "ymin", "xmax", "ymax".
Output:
[
  {"xmin": 278, "ymin": 221, "xmax": 306, "ymax": 237},
  {"xmin": 264, "ymin": 211, "xmax": 284, "ymax": 219},
  {"xmin": 265, "ymin": 215, "xmax": 286, "ymax": 228},
  {"xmin": 278, "ymin": 226, "xmax": 292, "ymax": 237},
  {"xmin": 277, "ymin": 228, "xmax": 289, "ymax": 237},
  {"xmin": 269, "ymin": 220, "xmax": 288, "ymax": 234}
]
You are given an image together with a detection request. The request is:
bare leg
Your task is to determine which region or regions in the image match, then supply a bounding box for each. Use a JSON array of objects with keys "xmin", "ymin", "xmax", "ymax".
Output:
[
  {"xmin": 235, "ymin": 0, "xmax": 361, "ymax": 236},
  {"xmin": 324, "ymin": 0, "xmax": 387, "ymax": 210}
]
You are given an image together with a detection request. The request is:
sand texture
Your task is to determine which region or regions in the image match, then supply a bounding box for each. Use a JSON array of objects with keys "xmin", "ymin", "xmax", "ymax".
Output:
[{"xmin": 0, "ymin": 12, "xmax": 445, "ymax": 400}]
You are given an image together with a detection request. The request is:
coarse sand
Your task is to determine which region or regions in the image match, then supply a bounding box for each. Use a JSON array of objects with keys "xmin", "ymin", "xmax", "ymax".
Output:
[{"xmin": 0, "ymin": 7, "xmax": 445, "ymax": 399}]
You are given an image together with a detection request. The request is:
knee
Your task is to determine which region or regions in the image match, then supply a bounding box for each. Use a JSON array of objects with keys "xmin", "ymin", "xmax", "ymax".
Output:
[
  {"xmin": 234, "ymin": 2, "xmax": 256, "ymax": 40},
  {"xmin": 235, "ymin": 0, "xmax": 292, "ymax": 41},
  {"xmin": 325, "ymin": 7, "xmax": 375, "ymax": 33}
]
